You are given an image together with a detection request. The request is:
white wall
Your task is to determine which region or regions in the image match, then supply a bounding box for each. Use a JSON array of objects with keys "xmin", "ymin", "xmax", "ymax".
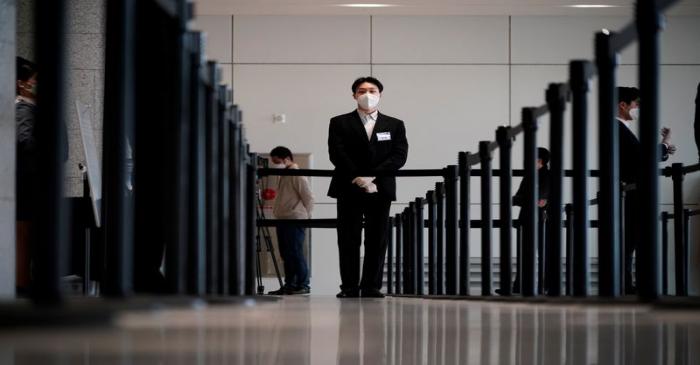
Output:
[
  {"xmin": 16, "ymin": 0, "xmax": 106, "ymax": 198},
  {"xmin": 193, "ymin": 14, "xmax": 700, "ymax": 295}
]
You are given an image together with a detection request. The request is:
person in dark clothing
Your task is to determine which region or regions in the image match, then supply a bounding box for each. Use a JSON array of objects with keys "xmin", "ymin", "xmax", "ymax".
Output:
[
  {"xmin": 616, "ymin": 86, "xmax": 674, "ymax": 294},
  {"xmin": 15, "ymin": 57, "xmax": 69, "ymax": 294},
  {"xmin": 328, "ymin": 77, "xmax": 408, "ymax": 298},
  {"xmin": 509, "ymin": 147, "xmax": 550, "ymax": 295},
  {"xmin": 15, "ymin": 57, "xmax": 39, "ymax": 294}
]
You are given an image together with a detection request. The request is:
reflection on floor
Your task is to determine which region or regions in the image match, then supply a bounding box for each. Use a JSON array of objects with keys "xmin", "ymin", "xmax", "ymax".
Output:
[{"xmin": 0, "ymin": 296, "xmax": 698, "ymax": 364}]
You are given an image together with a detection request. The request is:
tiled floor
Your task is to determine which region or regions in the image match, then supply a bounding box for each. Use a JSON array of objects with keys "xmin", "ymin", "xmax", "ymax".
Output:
[{"xmin": 0, "ymin": 296, "xmax": 698, "ymax": 364}]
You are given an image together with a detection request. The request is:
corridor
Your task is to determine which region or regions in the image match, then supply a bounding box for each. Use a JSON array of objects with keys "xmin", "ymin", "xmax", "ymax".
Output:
[{"xmin": 1, "ymin": 297, "xmax": 698, "ymax": 364}]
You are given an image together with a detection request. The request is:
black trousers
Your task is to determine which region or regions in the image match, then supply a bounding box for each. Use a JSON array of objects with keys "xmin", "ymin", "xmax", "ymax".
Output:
[
  {"xmin": 336, "ymin": 193, "xmax": 392, "ymax": 291},
  {"xmin": 513, "ymin": 207, "xmax": 546, "ymax": 293},
  {"xmin": 624, "ymin": 189, "xmax": 639, "ymax": 293}
]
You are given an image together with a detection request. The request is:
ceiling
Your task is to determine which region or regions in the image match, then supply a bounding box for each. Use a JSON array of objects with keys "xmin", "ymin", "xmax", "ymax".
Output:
[{"xmin": 194, "ymin": 0, "xmax": 700, "ymax": 16}]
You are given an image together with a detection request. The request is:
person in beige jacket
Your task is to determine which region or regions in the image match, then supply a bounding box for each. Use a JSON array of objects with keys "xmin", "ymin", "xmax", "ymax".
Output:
[{"xmin": 268, "ymin": 146, "xmax": 314, "ymax": 295}]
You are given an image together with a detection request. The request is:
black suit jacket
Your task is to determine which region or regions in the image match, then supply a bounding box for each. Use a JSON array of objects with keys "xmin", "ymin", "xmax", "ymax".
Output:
[
  {"xmin": 512, "ymin": 167, "xmax": 550, "ymax": 207},
  {"xmin": 327, "ymin": 110, "xmax": 408, "ymax": 201},
  {"xmin": 618, "ymin": 119, "xmax": 669, "ymax": 184}
]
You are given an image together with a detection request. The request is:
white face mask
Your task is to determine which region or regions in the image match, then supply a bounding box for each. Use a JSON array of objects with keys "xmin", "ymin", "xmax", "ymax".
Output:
[
  {"xmin": 629, "ymin": 107, "xmax": 639, "ymax": 121},
  {"xmin": 357, "ymin": 93, "xmax": 380, "ymax": 110},
  {"xmin": 270, "ymin": 163, "xmax": 286, "ymax": 169}
]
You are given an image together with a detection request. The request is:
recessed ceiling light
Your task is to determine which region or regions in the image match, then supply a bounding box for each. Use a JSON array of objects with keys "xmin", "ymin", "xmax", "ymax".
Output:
[
  {"xmin": 337, "ymin": 3, "xmax": 396, "ymax": 8},
  {"xmin": 566, "ymin": 4, "xmax": 620, "ymax": 8}
]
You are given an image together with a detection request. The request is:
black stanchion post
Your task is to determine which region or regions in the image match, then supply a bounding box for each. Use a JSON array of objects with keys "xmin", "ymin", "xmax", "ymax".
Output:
[
  {"xmin": 387, "ymin": 217, "xmax": 394, "ymax": 295},
  {"xmin": 445, "ymin": 166, "xmax": 459, "ymax": 295},
  {"xmin": 458, "ymin": 152, "xmax": 471, "ymax": 296},
  {"xmin": 521, "ymin": 109, "xmax": 538, "ymax": 297},
  {"xmin": 102, "ymin": 0, "xmax": 135, "ymax": 298},
  {"xmin": 34, "ymin": 0, "xmax": 69, "ymax": 304},
  {"xmin": 545, "ymin": 83, "xmax": 567, "ymax": 297},
  {"xmin": 415, "ymin": 197, "xmax": 425, "ymax": 295},
  {"xmin": 231, "ymin": 115, "xmax": 246, "ymax": 295},
  {"xmin": 671, "ymin": 163, "xmax": 686, "ymax": 296},
  {"xmin": 565, "ymin": 204, "xmax": 574, "ymax": 296},
  {"xmin": 620, "ymin": 185, "xmax": 627, "ymax": 294},
  {"xmin": 204, "ymin": 62, "xmax": 221, "ymax": 295},
  {"xmin": 596, "ymin": 31, "xmax": 621, "ymax": 298},
  {"xmin": 408, "ymin": 202, "xmax": 417, "ymax": 295},
  {"xmin": 228, "ymin": 105, "xmax": 242, "ymax": 295},
  {"xmin": 496, "ymin": 129, "xmax": 513, "ymax": 296},
  {"xmin": 683, "ymin": 208, "xmax": 690, "ymax": 296},
  {"xmin": 167, "ymin": 1, "xmax": 191, "ymax": 295},
  {"xmin": 217, "ymin": 86, "xmax": 231, "ymax": 295},
  {"xmin": 186, "ymin": 32, "xmax": 206, "ymax": 296},
  {"xmin": 395, "ymin": 213, "xmax": 402, "ymax": 294},
  {"xmin": 402, "ymin": 208, "xmax": 411, "ymax": 294},
  {"xmin": 636, "ymin": 0, "xmax": 662, "ymax": 301},
  {"xmin": 436, "ymin": 183, "xmax": 446, "ymax": 295},
  {"xmin": 427, "ymin": 191, "xmax": 437, "ymax": 295},
  {"xmin": 515, "ymin": 224, "xmax": 522, "ymax": 294},
  {"xmin": 661, "ymin": 211, "xmax": 669, "ymax": 296},
  {"xmin": 570, "ymin": 60, "xmax": 591, "ymax": 297},
  {"xmin": 478, "ymin": 142, "xmax": 493, "ymax": 296},
  {"xmin": 245, "ymin": 151, "xmax": 257, "ymax": 295}
]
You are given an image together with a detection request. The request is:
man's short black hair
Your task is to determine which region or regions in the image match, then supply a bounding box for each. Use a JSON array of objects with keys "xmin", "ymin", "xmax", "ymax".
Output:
[
  {"xmin": 16, "ymin": 57, "xmax": 37, "ymax": 95},
  {"xmin": 270, "ymin": 146, "xmax": 293, "ymax": 161},
  {"xmin": 617, "ymin": 86, "xmax": 640, "ymax": 105},
  {"xmin": 351, "ymin": 76, "xmax": 383, "ymax": 94},
  {"xmin": 538, "ymin": 147, "xmax": 550, "ymax": 166}
]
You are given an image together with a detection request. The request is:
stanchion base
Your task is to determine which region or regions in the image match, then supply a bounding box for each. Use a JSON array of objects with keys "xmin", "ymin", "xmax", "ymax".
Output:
[{"xmin": 0, "ymin": 295, "xmax": 282, "ymax": 328}]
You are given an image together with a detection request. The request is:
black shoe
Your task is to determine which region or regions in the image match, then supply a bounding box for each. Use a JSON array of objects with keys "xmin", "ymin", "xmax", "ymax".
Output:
[
  {"xmin": 336, "ymin": 289, "xmax": 359, "ymax": 298},
  {"xmin": 288, "ymin": 286, "xmax": 310, "ymax": 295},
  {"xmin": 360, "ymin": 288, "xmax": 385, "ymax": 298}
]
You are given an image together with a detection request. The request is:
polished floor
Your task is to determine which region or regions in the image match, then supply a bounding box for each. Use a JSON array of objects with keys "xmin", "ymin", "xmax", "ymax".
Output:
[{"xmin": 0, "ymin": 296, "xmax": 698, "ymax": 364}]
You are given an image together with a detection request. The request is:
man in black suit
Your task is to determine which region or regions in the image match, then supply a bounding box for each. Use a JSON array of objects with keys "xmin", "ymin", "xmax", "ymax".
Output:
[
  {"xmin": 616, "ymin": 86, "xmax": 676, "ymax": 294},
  {"xmin": 328, "ymin": 76, "xmax": 408, "ymax": 298},
  {"xmin": 510, "ymin": 147, "xmax": 550, "ymax": 295}
]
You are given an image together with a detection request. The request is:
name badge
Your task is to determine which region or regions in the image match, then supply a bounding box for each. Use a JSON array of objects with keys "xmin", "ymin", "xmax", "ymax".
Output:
[{"xmin": 377, "ymin": 132, "xmax": 391, "ymax": 141}]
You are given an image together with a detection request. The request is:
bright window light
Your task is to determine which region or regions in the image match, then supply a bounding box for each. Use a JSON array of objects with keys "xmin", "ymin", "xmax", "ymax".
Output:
[
  {"xmin": 337, "ymin": 3, "xmax": 396, "ymax": 8},
  {"xmin": 567, "ymin": 4, "xmax": 620, "ymax": 8}
]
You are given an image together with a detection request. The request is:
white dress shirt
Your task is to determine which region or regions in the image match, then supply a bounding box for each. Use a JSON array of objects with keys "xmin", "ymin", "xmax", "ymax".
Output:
[{"xmin": 358, "ymin": 109, "xmax": 378, "ymax": 140}]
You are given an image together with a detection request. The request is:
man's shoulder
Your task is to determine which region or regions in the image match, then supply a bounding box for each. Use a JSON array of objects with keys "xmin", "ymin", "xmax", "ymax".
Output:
[
  {"xmin": 16, "ymin": 101, "xmax": 35, "ymax": 114},
  {"xmin": 331, "ymin": 111, "xmax": 358, "ymax": 122},
  {"xmin": 378, "ymin": 113, "xmax": 404, "ymax": 126}
]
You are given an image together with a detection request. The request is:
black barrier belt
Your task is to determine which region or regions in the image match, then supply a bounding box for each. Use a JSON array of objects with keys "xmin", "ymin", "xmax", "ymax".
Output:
[
  {"xmin": 257, "ymin": 168, "xmax": 443, "ymax": 177},
  {"xmin": 662, "ymin": 209, "xmax": 700, "ymax": 220},
  {"xmin": 687, "ymin": 209, "xmax": 700, "ymax": 217},
  {"xmin": 588, "ymin": 183, "xmax": 636, "ymax": 206},
  {"xmin": 257, "ymin": 218, "xmax": 600, "ymax": 229},
  {"xmin": 258, "ymin": 167, "xmax": 602, "ymax": 178},
  {"xmin": 662, "ymin": 163, "xmax": 700, "ymax": 176}
]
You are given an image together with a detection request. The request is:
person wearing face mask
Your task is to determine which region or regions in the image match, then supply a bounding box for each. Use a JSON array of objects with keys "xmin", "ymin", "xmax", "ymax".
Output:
[
  {"xmin": 616, "ymin": 86, "xmax": 675, "ymax": 294},
  {"xmin": 267, "ymin": 146, "xmax": 314, "ymax": 295},
  {"xmin": 328, "ymin": 76, "xmax": 408, "ymax": 298}
]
